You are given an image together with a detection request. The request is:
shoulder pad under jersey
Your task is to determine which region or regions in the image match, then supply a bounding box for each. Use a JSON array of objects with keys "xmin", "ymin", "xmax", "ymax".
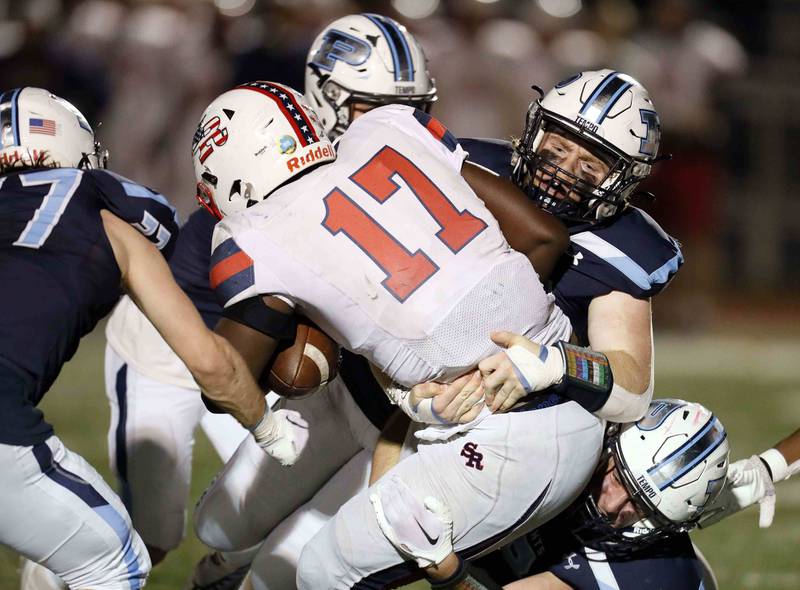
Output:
[
  {"xmin": 568, "ymin": 206, "xmax": 683, "ymax": 298},
  {"xmin": 342, "ymin": 104, "xmax": 466, "ymax": 172}
]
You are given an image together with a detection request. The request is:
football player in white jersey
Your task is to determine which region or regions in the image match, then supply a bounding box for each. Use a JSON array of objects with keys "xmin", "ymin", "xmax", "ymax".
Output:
[
  {"xmin": 370, "ymin": 398, "xmax": 730, "ymax": 590},
  {"xmin": 187, "ymin": 15, "xmax": 443, "ymax": 588},
  {"xmin": 188, "ymin": 76, "xmax": 607, "ymax": 589}
]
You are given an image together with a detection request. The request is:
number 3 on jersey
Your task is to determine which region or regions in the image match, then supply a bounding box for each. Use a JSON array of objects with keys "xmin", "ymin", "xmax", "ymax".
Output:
[{"xmin": 322, "ymin": 146, "xmax": 487, "ymax": 302}]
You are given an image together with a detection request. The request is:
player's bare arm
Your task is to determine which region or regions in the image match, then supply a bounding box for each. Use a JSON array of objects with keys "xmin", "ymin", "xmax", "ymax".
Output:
[
  {"xmin": 505, "ymin": 572, "xmax": 571, "ymax": 589},
  {"xmin": 477, "ymin": 292, "xmax": 653, "ymax": 417},
  {"xmin": 101, "ymin": 209, "xmax": 266, "ymax": 428},
  {"xmin": 213, "ymin": 295, "xmax": 290, "ymax": 379},
  {"xmin": 461, "ymin": 161, "xmax": 568, "ymax": 280},
  {"xmin": 585, "ymin": 290, "xmax": 653, "ymax": 421},
  {"xmin": 775, "ymin": 427, "xmax": 800, "ymax": 465},
  {"xmin": 369, "ymin": 410, "xmax": 410, "ymax": 485}
]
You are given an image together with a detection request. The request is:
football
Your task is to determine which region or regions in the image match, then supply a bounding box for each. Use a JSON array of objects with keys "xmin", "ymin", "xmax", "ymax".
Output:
[{"xmin": 263, "ymin": 317, "xmax": 340, "ymax": 399}]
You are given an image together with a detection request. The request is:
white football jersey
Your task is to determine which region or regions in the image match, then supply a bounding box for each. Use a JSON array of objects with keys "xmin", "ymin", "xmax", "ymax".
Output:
[{"xmin": 211, "ymin": 105, "xmax": 570, "ymax": 386}]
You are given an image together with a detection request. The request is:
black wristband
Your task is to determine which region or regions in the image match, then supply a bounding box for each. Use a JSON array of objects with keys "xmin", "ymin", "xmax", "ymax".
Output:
[
  {"xmin": 222, "ymin": 296, "xmax": 297, "ymax": 342},
  {"xmin": 758, "ymin": 456, "xmax": 775, "ymax": 482},
  {"xmin": 554, "ymin": 341, "xmax": 613, "ymax": 413}
]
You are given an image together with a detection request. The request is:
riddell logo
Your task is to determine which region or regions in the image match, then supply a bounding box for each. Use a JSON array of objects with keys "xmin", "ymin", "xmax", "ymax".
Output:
[
  {"xmin": 286, "ymin": 144, "xmax": 333, "ymax": 172},
  {"xmin": 193, "ymin": 115, "xmax": 229, "ymax": 164}
]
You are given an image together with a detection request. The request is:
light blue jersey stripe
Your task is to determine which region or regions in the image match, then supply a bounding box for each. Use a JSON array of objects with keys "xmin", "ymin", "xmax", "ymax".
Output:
[{"xmin": 571, "ymin": 232, "xmax": 682, "ymax": 291}]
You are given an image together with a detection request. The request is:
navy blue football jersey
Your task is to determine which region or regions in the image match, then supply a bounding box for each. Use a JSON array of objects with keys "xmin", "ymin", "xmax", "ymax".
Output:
[
  {"xmin": 461, "ymin": 138, "xmax": 684, "ymax": 343},
  {"xmin": 169, "ymin": 208, "xmax": 222, "ymax": 329},
  {"xmin": 474, "ymin": 520, "xmax": 704, "ymax": 590},
  {"xmin": 0, "ymin": 167, "xmax": 178, "ymax": 445}
]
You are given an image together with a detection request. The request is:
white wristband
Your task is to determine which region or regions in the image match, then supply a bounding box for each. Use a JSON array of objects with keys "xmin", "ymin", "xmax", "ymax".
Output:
[
  {"xmin": 504, "ymin": 344, "xmax": 563, "ymax": 393},
  {"xmin": 249, "ymin": 410, "xmax": 277, "ymax": 444},
  {"xmin": 760, "ymin": 448, "xmax": 791, "ymax": 482},
  {"xmin": 385, "ymin": 383, "xmax": 449, "ymax": 424}
]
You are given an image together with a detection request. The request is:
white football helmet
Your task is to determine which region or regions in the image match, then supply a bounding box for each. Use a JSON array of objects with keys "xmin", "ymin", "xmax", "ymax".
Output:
[
  {"xmin": 305, "ymin": 13, "xmax": 437, "ymax": 139},
  {"xmin": 193, "ymin": 81, "xmax": 334, "ymax": 219},
  {"xmin": 513, "ymin": 69, "xmax": 661, "ymax": 223},
  {"xmin": 575, "ymin": 399, "xmax": 729, "ymax": 554},
  {"xmin": 0, "ymin": 87, "xmax": 106, "ymax": 170}
]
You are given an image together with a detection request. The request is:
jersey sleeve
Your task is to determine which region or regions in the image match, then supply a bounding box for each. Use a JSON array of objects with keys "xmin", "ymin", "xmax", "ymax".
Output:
[
  {"xmin": 460, "ymin": 137, "xmax": 516, "ymax": 179},
  {"xmin": 87, "ymin": 169, "xmax": 180, "ymax": 258},
  {"xmin": 568, "ymin": 207, "xmax": 684, "ymax": 299},
  {"xmin": 210, "ymin": 218, "xmax": 295, "ymax": 309}
]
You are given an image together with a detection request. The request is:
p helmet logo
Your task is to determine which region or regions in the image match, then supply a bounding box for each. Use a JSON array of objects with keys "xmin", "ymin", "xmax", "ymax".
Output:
[{"xmin": 309, "ymin": 29, "xmax": 372, "ymax": 72}]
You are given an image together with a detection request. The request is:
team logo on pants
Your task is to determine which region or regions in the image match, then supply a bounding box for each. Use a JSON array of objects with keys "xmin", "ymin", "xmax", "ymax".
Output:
[{"xmin": 460, "ymin": 442, "xmax": 484, "ymax": 470}]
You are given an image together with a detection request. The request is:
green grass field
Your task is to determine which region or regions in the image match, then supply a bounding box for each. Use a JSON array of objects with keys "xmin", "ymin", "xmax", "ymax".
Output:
[{"xmin": 1, "ymin": 327, "xmax": 798, "ymax": 589}]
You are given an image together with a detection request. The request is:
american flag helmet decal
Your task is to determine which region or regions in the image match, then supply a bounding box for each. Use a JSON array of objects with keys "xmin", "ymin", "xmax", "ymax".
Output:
[{"xmin": 236, "ymin": 81, "xmax": 320, "ymax": 147}]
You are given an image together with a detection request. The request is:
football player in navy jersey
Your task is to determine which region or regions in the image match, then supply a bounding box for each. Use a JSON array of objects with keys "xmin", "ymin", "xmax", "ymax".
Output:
[
  {"xmin": 459, "ymin": 69, "xmax": 681, "ymax": 422},
  {"xmin": 370, "ymin": 399, "xmax": 730, "ymax": 590},
  {"xmin": 0, "ymin": 87, "xmax": 305, "ymax": 590}
]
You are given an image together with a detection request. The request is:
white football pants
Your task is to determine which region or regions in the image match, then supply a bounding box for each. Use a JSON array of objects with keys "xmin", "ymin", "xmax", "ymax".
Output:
[
  {"xmin": 105, "ymin": 345, "xmax": 250, "ymax": 552},
  {"xmin": 194, "ymin": 375, "xmax": 379, "ymax": 552},
  {"xmin": 0, "ymin": 435, "xmax": 150, "ymax": 589},
  {"xmin": 297, "ymin": 401, "xmax": 603, "ymax": 589}
]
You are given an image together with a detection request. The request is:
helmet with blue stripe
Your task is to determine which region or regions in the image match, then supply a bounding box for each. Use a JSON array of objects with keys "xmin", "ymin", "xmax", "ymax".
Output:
[
  {"xmin": 0, "ymin": 87, "xmax": 106, "ymax": 172},
  {"xmin": 513, "ymin": 69, "xmax": 661, "ymax": 224},
  {"xmin": 304, "ymin": 13, "xmax": 437, "ymax": 140},
  {"xmin": 573, "ymin": 398, "xmax": 729, "ymax": 554}
]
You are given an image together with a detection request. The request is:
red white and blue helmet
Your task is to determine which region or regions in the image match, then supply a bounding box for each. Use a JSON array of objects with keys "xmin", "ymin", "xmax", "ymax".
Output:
[
  {"xmin": 304, "ymin": 13, "xmax": 437, "ymax": 140},
  {"xmin": 0, "ymin": 87, "xmax": 106, "ymax": 170},
  {"xmin": 193, "ymin": 81, "xmax": 334, "ymax": 219}
]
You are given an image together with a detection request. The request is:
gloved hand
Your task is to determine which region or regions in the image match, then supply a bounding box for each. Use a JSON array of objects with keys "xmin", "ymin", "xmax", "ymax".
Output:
[
  {"xmin": 699, "ymin": 454, "xmax": 776, "ymax": 528},
  {"xmin": 250, "ymin": 409, "xmax": 309, "ymax": 466},
  {"xmin": 370, "ymin": 475, "xmax": 454, "ymax": 568}
]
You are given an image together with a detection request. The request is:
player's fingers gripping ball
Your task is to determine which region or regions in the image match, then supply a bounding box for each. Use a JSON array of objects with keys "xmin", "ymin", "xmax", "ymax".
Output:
[{"xmin": 370, "ymin": 475, "xmax": 454, "ymax": 568}]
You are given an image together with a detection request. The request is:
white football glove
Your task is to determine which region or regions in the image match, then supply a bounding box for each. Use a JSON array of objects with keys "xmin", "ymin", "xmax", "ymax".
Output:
[
  {"xmin": 699, "ymin": 454, "xmax": 776, "ymax": 528},
  {"xmin": 369, "ymin": 475, "xmax": 454, "ymax": 568},
  {"xmin": 250, "ymin": 409, "xmax": 309, "ymax": 467}
]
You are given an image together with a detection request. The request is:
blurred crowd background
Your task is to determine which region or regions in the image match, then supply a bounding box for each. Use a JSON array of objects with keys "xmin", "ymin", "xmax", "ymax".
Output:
[{"xmin": 0, "ymin": 0, "xmax": 797, "ymax": 331}]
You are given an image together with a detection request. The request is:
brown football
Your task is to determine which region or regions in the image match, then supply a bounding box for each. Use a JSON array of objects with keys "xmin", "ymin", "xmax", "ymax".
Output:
[{"xmin": 264, "ymin": 317, "xmax": 340, "ymax": 399}]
